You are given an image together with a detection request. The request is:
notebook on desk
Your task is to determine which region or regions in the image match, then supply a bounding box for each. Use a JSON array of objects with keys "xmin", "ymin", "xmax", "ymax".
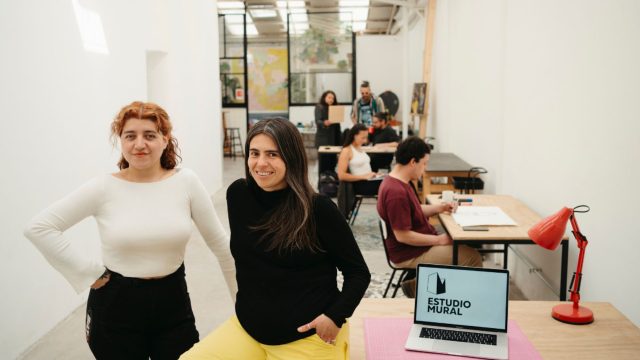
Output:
[{"xmin": 405, "ymin": 264, "xmax": 509, "ymax": 360}]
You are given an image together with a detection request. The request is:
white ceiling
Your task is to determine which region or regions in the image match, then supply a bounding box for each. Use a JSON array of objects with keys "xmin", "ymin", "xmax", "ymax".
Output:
[{"xmin": 218, "ymin": 0, "xmax": 426, "ymax": 39}]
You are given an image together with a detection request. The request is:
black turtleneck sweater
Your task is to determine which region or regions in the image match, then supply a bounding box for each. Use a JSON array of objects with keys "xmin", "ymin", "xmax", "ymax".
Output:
[{"xmin": 227, "ymin": 178, "xmax": 371, "ymax": 345}]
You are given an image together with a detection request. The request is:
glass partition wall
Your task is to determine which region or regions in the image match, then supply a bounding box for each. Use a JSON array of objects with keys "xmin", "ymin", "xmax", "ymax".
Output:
[
  {"xmin": 218, "ymin": 6, "xmax": 357, "ymax": 129},
  {"xmin": 219, "ymin": 14, "xmax": 248, "ymax": 108},
  {"xmin": 288, "ymin": 12, "xmax": 355, "ymax": 105}
]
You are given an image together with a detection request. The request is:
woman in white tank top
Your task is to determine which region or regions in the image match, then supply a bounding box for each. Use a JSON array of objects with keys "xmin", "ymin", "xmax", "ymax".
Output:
[{"xmin": 337, "ymin": 124, "xmax": 383, "ymax": 196}]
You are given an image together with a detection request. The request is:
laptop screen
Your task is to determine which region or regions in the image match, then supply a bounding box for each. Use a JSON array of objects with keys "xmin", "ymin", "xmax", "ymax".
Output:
[{"xmin": 414, "ymin": 264, "xmax": 509, "ymax": 332}]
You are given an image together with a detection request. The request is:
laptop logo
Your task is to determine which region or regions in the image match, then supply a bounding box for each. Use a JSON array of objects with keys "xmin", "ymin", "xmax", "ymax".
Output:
[
  {"xmin": 427, "ymin": 272, "xmax": 446, "ymax": 295},
  {"xmin": 425, "ymin": 271, "xmax": 472, "ymax": 316}
]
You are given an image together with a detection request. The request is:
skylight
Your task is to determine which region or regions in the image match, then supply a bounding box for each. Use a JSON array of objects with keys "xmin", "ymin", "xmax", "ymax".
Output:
[{"xmin": 71, "ymin": 0, "xmax": 109, "ymax": 55}]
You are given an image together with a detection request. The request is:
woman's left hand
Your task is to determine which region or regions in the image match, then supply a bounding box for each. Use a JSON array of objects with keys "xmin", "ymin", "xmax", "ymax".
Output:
[{"xmin": 297, "ymin": 314, "xmax": 340, "ymax": 345}]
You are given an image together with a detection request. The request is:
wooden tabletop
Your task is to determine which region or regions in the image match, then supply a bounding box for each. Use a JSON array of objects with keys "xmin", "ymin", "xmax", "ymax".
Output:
[
  {"xmin": 349, "ymin": 298, "xmax": 640, "ymax": 359},
  {"xmin": 318, "ymin": 145, "xmax": 396, "ymax": 154},
  {"xmin": 426, "ymin": 194, "xmax": 568, "ymax": 242},
  {"xmin": 427, "ymin": 153, "xmax": 472, "ymax": 172}
]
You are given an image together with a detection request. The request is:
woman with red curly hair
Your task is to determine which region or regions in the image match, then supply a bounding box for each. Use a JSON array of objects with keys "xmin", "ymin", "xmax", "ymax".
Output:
[{"xmin": 24, "ymin": 101, "xmax": 236, "ymax": 359}]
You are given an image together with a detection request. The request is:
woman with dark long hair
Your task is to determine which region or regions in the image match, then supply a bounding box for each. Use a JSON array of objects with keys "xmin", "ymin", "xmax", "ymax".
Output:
[
  {"xmin": 181, "ymin": 118, "xmax": 370, "ymax": 359},
  {"xmin": 24, "ymin": 101, "xmax": 236, "ymax": 359},
  {"xmin": 336, "ymin": 123, "xmax": 383, "ymax": 196},
  {"xmin": 315, "ymin": 90, "xmax": 341, "ymax": 174}
]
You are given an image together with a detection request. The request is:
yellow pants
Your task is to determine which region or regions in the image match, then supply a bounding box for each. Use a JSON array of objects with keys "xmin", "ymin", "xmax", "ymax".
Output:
[{"xmin": 180, "ymin": 316, "xmax": 349, "ymax": 360}]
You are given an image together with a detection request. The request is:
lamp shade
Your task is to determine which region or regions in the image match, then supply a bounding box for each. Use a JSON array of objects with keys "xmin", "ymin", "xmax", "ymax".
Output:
[{"xmin": 528, "ymin": 207, "xmax": 573, "ymax": 251}]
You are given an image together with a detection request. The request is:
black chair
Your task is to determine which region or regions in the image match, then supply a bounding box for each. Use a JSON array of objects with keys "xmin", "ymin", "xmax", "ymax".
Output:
[
  {"xmin": 424, "ymin": 136, "xmax": 436, "ymax": 151},
  {"xmin": 453, "ymin": 167, "xmax": 487, "ymax": 194},
  {"xmin": 347, "ymin": 194, "xmax": 376, "ymax": 226},
  {"xmin": 378, "ymin": 219, "xmax": 414, "ymax": 298}
]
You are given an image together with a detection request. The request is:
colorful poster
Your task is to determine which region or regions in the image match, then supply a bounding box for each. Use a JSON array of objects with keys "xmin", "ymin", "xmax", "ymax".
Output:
[{"xmin": 248, "ymin": 47, "xmax": 288, "ymax": 112}]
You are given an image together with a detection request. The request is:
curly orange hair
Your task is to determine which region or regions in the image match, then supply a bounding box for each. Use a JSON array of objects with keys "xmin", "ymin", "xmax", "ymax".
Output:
[{"xmin": 110, "ymin": 101, "xmax": 181, "ymax": 170}]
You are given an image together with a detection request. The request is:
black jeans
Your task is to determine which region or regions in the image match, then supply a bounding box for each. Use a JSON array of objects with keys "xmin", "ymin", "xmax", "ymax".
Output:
[
  {"xmin": 85, "ymin": 264, "xmax": 198, "ymax": 360},
  {"xmin": 353, "ymin": 179, "xmax": 382, "ymax": 196}
]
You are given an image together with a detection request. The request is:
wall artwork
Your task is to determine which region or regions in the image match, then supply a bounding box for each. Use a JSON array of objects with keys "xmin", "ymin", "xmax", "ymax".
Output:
[
  {"xmin": 411, "ymin": 82, "xmax": 428, "ymax": 115},
  {"xmin": 248, "ymin": 47, "xmax": 288, "ymax": 113}
]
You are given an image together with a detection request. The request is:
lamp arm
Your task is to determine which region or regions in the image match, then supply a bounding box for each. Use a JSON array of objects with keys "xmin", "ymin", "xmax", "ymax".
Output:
[{"xmin": 569, "ymin": 214, "xmax": 589, "ymax": 308}]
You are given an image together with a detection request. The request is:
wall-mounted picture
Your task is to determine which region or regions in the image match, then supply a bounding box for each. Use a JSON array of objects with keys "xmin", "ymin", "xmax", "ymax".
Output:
[{"xmin": 411, "ymin": 82, "xmax": 428, "ymax": 115}]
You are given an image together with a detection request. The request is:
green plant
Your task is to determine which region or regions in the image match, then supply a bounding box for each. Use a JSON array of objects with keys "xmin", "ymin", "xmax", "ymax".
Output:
[
  {"xmin": 297, "ymin": 28, "xmax": 339, "ymax": 64},
  {"xmin": 220, "ymin": 62, "xmax": 231, "ymax": 73}
]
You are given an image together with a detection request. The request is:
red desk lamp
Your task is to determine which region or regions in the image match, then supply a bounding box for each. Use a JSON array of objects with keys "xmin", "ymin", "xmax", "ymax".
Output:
[{"xmin": 528, "ymin": 205, "xmax": 594, "ymax": 324}]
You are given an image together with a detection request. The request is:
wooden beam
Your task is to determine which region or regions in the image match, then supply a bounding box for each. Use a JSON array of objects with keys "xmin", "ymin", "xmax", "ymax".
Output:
[
  {"xmin": 419, "ymin": 0, "xmax": 436, "ymax": 138},
  {"xmin": 385, "ymin": 5, "xmax": 397, "ymax": 34}
]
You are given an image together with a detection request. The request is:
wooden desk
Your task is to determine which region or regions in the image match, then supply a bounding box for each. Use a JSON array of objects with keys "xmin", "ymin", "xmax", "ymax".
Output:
[
  {"xmin": 318, "ymin": 145, "xmax": 396, "ymax": 154},
  {"xmin": 349, "ymin": 299, "xmax": 640, "ymax": 360},
  {"xmin": 422, "ymin": 153, "xmax": 473, "ymax": 201},
  {"xmin": 427, "ymin": 194, "xmax": 570, "ymax": 301}
]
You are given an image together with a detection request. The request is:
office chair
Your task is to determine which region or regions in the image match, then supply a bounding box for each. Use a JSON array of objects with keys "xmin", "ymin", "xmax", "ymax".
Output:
[
  {"xmin": 424, "ymin": 136, "xmax": 436, "ymax": 151},
  {"xmin": 378, "ymin": 219, "xmax": 414, "ymax": 298},
  {"xmin": 347, "ymin": 194, "xmax": 377, "ymax": 226}
]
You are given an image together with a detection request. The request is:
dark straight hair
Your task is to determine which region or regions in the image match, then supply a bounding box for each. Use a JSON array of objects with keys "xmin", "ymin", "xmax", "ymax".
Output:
[
  {"xmin": 342, "ymin": 123, "xmax": 368, "ymax": 147},
  {"xmin": 244, "ymin": 118, "xmax": 321, "ymax": 253}
]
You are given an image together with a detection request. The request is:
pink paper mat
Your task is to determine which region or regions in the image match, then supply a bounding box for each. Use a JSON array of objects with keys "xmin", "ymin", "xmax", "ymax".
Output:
[{"xmin": 363, "ymin": 318, "xmax": 541, "ymax": 360}]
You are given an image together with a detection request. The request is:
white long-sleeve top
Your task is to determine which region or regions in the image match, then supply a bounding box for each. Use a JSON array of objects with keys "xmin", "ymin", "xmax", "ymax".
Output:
[{"xmin": 24, "ymin": 168, "xmax": 237, "ymax": 299}]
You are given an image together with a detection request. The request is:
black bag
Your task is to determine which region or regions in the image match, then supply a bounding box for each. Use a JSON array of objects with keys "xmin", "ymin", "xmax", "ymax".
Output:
[{"xmin": 318, "ymin": 170, "xmax": 339, "ymax": 197}]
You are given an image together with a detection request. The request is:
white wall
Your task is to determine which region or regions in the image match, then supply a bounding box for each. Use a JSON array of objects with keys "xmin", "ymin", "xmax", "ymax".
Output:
[
  {"xmin": 431, "ymin": 0, "xmax": 505, "ymax": 193},
  {"xmin": 408, "ymin": 17, "xmax": 426, "ymax": 95},
  {"xmin": 0, "ymin": 1, "xmax": 223, "ymax": 358},
  {"xmin": 428, "ymin": 0, "xmax": 640, "ymax": 325},
  {"xmin": 355, "ymin": 35, "xmax": 406, "ymax": 121}
]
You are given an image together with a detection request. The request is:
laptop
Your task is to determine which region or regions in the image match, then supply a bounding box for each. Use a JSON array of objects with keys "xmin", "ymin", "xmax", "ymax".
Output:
[{"xmin": 405, "ymin": 264, "xmax": 509, "ymax": 359}]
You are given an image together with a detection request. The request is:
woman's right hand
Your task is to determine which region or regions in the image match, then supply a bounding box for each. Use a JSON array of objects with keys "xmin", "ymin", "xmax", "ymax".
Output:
[
  {"xmin": 323, "ymin": 120, "xmax": 331, "ymax": 127},
  {"xmin": 90, "ymin": 270, "xmax": 111, "ymax": 289}
]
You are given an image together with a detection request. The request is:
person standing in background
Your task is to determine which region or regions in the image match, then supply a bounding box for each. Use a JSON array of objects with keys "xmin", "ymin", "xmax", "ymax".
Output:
[
  {"xmin": 351, "ymin": 81, "xmax": 385, "ymax": 127},
  {"xmin": 24, "ymin": 101, "xmax": 237, "ymax": 359},
  {"xmin": 315, "ymin": 90, "xmax": 341, "ymax": 175}
]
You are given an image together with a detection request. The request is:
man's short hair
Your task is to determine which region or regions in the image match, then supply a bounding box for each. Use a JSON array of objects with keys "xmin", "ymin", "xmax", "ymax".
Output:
[
  {"xmin": 395, "ymin": 136, "xmax": 431, "ymax": 165},
  {"xmin": 373, "ymin": 112, "xmax": 388, "ymax": 122}
]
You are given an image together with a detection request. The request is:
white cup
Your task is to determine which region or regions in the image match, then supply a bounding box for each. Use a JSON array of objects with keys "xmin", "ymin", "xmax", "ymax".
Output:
[{"xmin": 442, "ymin": 190, "xmax": 454, "ymax": 203}]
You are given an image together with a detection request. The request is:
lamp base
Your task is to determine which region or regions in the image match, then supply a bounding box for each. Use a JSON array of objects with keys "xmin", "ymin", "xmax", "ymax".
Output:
[{"xmin": 552, "ymin": 303, "xmax": 594, "ymax": 324}]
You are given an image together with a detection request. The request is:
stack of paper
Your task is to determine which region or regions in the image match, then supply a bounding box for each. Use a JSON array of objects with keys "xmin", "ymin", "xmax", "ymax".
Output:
[{"xmin": 452, "ymin": 206, "xmax": 517, "ymax": 227}]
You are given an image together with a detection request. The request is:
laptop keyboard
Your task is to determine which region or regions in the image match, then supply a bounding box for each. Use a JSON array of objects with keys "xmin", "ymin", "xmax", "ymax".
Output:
[{"xmin": 420, "ymin": 327, "xmax": 497, "ymax": 345}]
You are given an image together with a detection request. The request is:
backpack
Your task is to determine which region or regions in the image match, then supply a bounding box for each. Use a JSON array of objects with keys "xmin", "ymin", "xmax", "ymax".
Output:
[{"xmin": 318, "ymin": 170, "xmax": 339, "ymax": 198}]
